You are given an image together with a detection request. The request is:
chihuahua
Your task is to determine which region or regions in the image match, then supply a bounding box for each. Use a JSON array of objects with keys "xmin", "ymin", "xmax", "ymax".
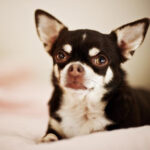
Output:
[{"xmin": 35, "ymin": 9, "xmax": 150, "ymax": 142}]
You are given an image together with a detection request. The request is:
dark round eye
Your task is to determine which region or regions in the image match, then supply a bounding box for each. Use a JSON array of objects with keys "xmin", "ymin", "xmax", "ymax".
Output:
[
  {"xmin": 55, "ymin": 50, "xmax": 69, "ymax": 63},
  {"xmin": 91, "ymin": 54, "xmax": 108, "ymax": 67},
  {"xmin": 57, "ymin": 51, "xmax": 65, "ymax": 59},
  {"xmin": 99, "ymin": 55, "xmax": 106, "ymax": 64}
]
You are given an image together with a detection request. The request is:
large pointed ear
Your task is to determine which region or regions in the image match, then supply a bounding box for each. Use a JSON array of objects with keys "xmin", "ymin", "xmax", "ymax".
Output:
[
  {"xmin": 35, "ymin": 9, "xmax": 67, "ymax": 51},
  {"xmin": 112, "ymin": 18, "xmax": 149, "ymax": 61}
]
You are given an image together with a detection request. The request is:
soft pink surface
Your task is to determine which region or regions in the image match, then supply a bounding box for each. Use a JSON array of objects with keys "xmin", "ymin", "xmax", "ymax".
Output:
[{"xmin": 0, "ymin": 60, "xmax": 150, "ymax": 150}]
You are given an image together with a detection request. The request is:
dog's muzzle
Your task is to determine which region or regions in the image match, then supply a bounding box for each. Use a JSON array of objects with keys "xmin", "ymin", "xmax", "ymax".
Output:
[{"xmin": 65, "ymin": 64, "xmax": 87, "ymax": 90}]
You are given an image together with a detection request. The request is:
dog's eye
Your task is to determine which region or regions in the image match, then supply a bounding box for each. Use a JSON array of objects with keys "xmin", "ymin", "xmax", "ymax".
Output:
[
  {"xmin": 55, "ymin": 50, "xmax": 69, "ymax": 63},
  {"xmin": 91, "ymin": 54, "xmax": 108, "ymax": 67}
]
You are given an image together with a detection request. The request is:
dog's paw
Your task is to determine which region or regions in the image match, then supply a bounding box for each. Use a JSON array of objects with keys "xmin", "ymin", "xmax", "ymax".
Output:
[{"xmin": 40, "ymin": 133, "xmax": 58, "ymax": 143}]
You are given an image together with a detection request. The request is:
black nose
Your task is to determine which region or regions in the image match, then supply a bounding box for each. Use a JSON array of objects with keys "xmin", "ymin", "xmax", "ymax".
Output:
[{"xmin": 68, "ymin": 64, "xmax": 84, "ymax": 77}]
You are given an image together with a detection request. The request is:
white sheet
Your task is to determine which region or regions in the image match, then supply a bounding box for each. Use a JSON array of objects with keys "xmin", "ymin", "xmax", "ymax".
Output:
[{"xmin": 0, "ymin": 113, "xmax": 150, "ymax": 150}]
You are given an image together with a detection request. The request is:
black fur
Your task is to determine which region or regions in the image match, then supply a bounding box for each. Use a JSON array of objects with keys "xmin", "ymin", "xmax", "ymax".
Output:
[
  {"xmin": 48, "ymin": 72, "xmax": 63, "ymax": 122},
  {"xmin": 105, "ymin": 88, "xmax": 150, "ymax": 130}
]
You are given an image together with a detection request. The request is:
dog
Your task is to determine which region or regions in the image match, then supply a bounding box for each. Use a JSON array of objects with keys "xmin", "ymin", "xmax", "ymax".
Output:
[{"xmin": 35, "ymin": 9, "xmax": 150, "ymax": 142}]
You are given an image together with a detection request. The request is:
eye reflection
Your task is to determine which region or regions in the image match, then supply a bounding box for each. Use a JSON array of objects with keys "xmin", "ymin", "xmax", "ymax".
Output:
[{"xmin": 91, "ymin": 54, "xmax": 108, "ymax": 67}]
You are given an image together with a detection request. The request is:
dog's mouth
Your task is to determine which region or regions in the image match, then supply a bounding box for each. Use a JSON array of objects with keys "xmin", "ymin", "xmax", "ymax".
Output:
[{"xmin": 66, "ymin": 81, "xmax": 87, "ymax": 90}]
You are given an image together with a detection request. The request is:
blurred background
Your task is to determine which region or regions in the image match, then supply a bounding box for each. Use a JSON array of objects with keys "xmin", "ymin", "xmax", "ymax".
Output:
[{"xmin": 0, "ymin": 0, "xmax": 150, "ymax": 110}]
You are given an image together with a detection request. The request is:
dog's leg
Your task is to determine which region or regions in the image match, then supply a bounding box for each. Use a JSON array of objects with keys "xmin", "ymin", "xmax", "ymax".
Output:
[
  {"xmin": 41, "ymin": 133, "xmax": 58, "ymax": 142},
  {"xmin": 40, "ymin": 123, "xmax": 63, "ymax": 142},
  {"xmin": 41, "ymin": 116, "xmax": 64, "ymax": 142}
]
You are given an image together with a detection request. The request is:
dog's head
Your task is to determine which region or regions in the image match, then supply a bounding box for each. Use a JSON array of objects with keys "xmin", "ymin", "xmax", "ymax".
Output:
[{"xmin": 35, "ymin": 9, "xmax": 149, "ymax": 95}]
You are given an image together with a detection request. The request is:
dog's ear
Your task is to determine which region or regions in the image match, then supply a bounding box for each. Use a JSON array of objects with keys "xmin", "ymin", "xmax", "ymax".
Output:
[
  {"xmin": 35, "ymin": 9, "xmax": 67, "ymax": 51},
  {"xmin": 112, "ymin": 18, "xmax": 149, "ymax": 61}
]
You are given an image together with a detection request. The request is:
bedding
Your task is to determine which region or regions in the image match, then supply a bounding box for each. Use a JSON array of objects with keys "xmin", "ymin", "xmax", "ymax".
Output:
[{"xmin": 0, "ymin": 113, "xmax": 150, "ymax": 150}]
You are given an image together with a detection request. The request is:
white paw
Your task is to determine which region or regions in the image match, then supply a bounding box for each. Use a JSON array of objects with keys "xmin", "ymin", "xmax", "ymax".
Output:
[{"xmin": 40, "ymin": 133, "xmax": 58, "ymax": 143}]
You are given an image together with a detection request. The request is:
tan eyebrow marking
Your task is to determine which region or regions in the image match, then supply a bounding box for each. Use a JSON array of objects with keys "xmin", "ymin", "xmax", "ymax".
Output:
[
  {"xmin": 89, "ymin": 47, "xmax": 100, "ymax": 57},
  {"xmin": 63, "ymin": 44, "xmax": 72, "ymax": 53}
]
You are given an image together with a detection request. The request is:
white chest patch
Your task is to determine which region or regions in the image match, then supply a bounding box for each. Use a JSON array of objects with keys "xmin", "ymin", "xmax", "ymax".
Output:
[{"xmin": 57, "ymin": 89, "xmax": 112, "ymax": 138}]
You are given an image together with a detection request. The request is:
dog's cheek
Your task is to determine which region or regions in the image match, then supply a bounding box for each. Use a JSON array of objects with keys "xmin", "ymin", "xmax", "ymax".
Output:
[
  {"xmin": 104, "ymin": 67, "xmax": 114, "ymax": 84},
  {"xmin": 54, "ymin": 64, "xmax": 60, "ymax": 79}
]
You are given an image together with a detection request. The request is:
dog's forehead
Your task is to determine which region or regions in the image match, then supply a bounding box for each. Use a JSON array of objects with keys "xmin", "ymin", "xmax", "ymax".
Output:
[{"xmin": 58, "ymin": 29, "xmax": 108, "ymax": 53}]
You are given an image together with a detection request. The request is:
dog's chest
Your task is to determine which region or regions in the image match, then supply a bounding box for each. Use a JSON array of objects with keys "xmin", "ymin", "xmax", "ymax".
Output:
[{"xmin": 57, "ymin": 90, "xmax": 112, "ymax": 138}]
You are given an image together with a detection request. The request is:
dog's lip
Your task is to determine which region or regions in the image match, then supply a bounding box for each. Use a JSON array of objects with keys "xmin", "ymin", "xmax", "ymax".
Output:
[{"xmin": 66, "ymin": 82, "xmax": 87, "ymax": 90}]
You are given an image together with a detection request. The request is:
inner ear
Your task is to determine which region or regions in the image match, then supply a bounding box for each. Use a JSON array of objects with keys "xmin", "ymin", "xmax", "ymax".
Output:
[
  {"xmin": 113, "ymin": 18, "xmax": 149, "ymax": 60},
  {"xmin": 35, "ymin": 9, "xmax": 68, "ymax": 51}
]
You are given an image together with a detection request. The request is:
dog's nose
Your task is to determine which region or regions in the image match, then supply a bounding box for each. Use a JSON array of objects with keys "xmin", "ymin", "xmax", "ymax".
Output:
[{"xmin": 68, "ymin": 64, "xmax": 84, "ymax": 77}]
